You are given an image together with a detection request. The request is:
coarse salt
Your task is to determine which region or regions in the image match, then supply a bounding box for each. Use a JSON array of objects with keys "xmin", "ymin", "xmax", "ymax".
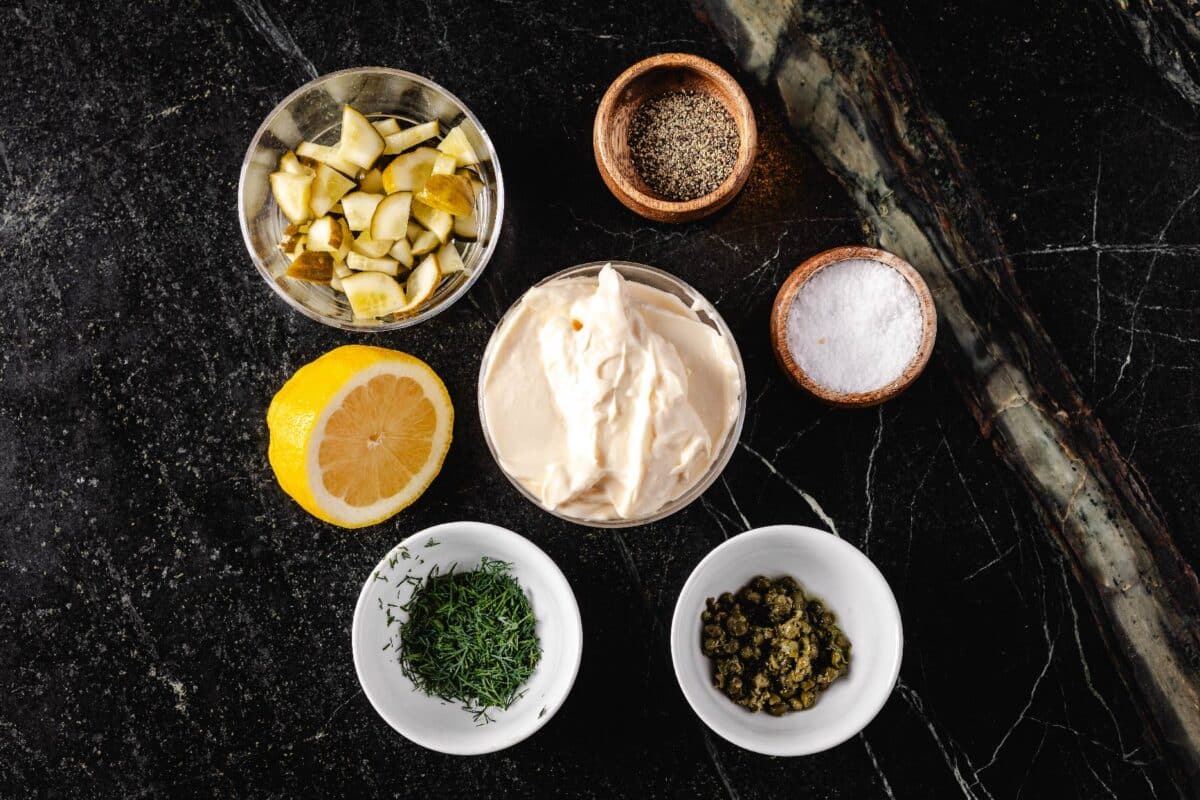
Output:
[{"xmin": 785, "ymin": 258, "xmax": 922, "ymax": 394}]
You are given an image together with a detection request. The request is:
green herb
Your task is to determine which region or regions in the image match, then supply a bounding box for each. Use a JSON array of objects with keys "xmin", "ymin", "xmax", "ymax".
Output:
[
  {"xmin": 398, "ymin": 557, "xmax": 541, "ymax": 721},
  {"xmin": 701, "ymin": 575, "xmax": 851, "ymax": 715}
]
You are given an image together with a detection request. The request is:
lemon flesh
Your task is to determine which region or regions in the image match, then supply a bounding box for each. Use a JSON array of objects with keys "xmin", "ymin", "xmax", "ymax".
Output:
[{"xmin": 267, "ymin": 345, "xmax": 453, "ymax": 528}]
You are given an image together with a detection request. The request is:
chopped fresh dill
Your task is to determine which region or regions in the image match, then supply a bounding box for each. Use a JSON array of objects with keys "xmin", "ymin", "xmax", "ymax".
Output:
[
  {"xmin": 398, "ymin": 557, "xmax": 541, "ymax": 721},
  {"xmin": 424, "ymin": 538, "xmax": 440, "ymax": 548}
]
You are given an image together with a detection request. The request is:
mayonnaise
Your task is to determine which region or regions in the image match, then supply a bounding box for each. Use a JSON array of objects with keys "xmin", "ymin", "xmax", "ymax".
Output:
[{"xmin": 480, "ymin": 265, "xmax": 741, "ymax": 521}]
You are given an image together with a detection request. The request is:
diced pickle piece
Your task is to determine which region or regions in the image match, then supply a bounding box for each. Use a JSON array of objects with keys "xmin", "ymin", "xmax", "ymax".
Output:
[
  {"xmin": 359, "ymin": 167, "xmax": 385, "ymax": 194},
  {"xmin": 306, "ymin": 216, "xmax": 342, "ymax": 253},
  {"xmin": 285, "ymin": 251, "xmax": 333, "ymax": 283},
  {"xmin": 351, "ymin": 231, "xmax": 395, "ymax": 259},
  {"xmin": 371, "ymin": 118, "xmax": 401, "ymax": 137},
  {"xmin": 269, "ymin": 172, "xmax": 313, "ymax": 224},
  {"xmin": 295, "ymin": 140, "xmax": 359, "ymax": 177},
  {"xmin": 383, "ymin": 120, "xmax": 440, "ymax": 155},
  {"xmin": 436, "ymin": 241, "xmax": 466, "ymax": 274},
  {"xmin": 337, "ymin": 105, "xmax": 385, "ymax": 169},
  {"xmin": 340, "ymin": 192, "xmax": 385, "ymax": 231},
  {"xmin": 309, "ymin": 163, "xmax": 355, "ymax": 218},
  {"xmin": 278, "ymin": 150, "xmax": 312, "ymax": 176},
  {"xmin": 411, "ymin": 199, "xmax": 453, "ymax": 243},
  {"xmin": 346, "ymin": 252, "xmax": 400, "ymax": 275},
  {"xmin": 381, "ymin": 147, "xmax": 439, "ymax": 194},
  {"xmin": 389, "ymin": 238, "xmax": 414, "ymax": 268},
  {"xmin": 437, "ymin": 125, "xmax": 480, "ymax": 166},
  {"xmin": 342, "ymin": 271, "xmax": 407, "ymax": 319},
  {"xmin": 430, "ymin": 153, "xmax": 457, "ymax": 176},
  {"xmin": 415, "ymin": 173, "xmax": 474, "ymax": 216},
  {"xmin": 399, "ymin": 254, "xmax": 440, "ymax": 312},
  {"xmin": 410, "ymin": 229, "xmax": 440, "ymax": 256},
  {"xmin": 371, "ymin": 192, "xmax": 413, "ymax": 241}
]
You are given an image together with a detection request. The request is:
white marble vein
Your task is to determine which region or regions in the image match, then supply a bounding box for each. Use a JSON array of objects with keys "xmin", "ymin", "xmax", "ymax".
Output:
[
  {"xmin": 861, "ymin": 733, "xmax": 897, "ymax": 800},
  {"xmin": 1107, "ymin": 176, "xmax": 1200, "ymax": 397},
  {"xmin": 863, "ymin": 407, "xmax": 884, "ymax": 554},
  {"xmin": 700, "ymin": 728, "xmax": 741, "ymax": 800},
  {"xmin": 234, "ymin": 0, "xmax": 318, "ymax": 81},
  {"xmin": 897, "ymin": 680, "xmax": 995, "ymax": 800},
  {"xmin": 722, "ymin": 476, "xmax": 751, "ymax": 530},
  {"xmin": 738, "ymin": 442, "xmax": 839, "ymax": 536}
]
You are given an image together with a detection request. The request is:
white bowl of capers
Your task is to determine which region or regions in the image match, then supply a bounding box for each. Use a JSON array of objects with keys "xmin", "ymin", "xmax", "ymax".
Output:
[{"xmin": 669, "ymin": 525, "xmax": 902, "ymax": 756}]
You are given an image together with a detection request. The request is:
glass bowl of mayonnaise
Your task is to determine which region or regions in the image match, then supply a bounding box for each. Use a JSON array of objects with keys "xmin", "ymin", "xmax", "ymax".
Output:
[{"xmin": 478, "ymin": 261, "xmax": 746, "ymax": 528}]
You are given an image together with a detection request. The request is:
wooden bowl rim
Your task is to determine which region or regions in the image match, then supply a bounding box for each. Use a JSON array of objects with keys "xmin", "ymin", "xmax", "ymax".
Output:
[
  {"xmin": 769, "ymin": 246, "xmax": 938, "ymax": 408},
  {"xmin": 592, "ymin": 53, "xmax": 757, "ymax": 223}
]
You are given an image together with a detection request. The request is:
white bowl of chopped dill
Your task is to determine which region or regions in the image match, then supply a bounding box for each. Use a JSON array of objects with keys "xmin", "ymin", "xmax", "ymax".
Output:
[{"xmin": 352, "ymin": 521, "xmax": 583, "ymax": 754}]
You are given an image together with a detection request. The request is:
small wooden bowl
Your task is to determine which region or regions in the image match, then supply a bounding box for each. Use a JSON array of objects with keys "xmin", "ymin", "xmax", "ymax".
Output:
[
  {"xmin": 593, "ymin": 53, "xmax": 757, "ymax": 223},
  {"xmin": 770, "ymin": 246, "xmax": 937, "ymax": 408}
]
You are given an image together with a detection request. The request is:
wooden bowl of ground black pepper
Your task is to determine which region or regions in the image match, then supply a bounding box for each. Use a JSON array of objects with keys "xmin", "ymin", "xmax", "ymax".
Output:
[{"xmin": 594, "ymin": 53, "xmax": 757, "ymax": 223}]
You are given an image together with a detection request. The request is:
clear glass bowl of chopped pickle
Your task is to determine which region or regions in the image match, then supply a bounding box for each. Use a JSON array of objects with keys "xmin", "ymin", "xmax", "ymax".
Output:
[{"xmin": 238, "ymin": 67, "xmax": 504, "ymax": 331}]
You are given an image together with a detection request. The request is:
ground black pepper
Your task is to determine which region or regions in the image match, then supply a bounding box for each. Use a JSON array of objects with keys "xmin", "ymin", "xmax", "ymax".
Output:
[{"xmin": 628, "ymin": 90, "xmax": 739, "ymax": 201}]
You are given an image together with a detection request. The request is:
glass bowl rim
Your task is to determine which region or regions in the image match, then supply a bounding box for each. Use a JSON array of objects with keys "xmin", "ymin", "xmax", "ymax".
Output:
[
  {"xmin": 477, "ymin": 260, "xmax": 748, "ymax": 529},
  {"xmin": 237, "ymin": 66, "xmax": 505, "ymax": 332}
]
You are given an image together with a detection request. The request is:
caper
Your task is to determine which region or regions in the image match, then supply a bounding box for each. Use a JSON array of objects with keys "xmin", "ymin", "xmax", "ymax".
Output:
[{"xmin": 700, "ymin": 575, "xmax": 851, "ymax": 716}]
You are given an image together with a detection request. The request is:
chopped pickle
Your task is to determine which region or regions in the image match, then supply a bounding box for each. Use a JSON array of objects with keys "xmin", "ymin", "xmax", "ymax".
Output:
[
  {"xmin": 381, "ymin": 147, "xmax": 439, "ymax": 194},
  {"xmin": 269, "ymin": 104, "xmax": 482, "ymax": 319},
  {"xmin": 309, "ymin": 163, "xmax": 355, "ymax": 218},
  {"xmin": 340, "ymin": 192, "xmax": 385, "ymax": 231},
  {"xmin": 306, "ymin": 215, "xmax": 342, "ymax": 252},
  {"xmin": 351, "ymin": 231, "xmax": 395, "ymax": 259},
  {"xmin": 410, "ymin": 229, "xmax": 441, "ymax": 256},
  {"xmin": 286, "ymin": 251, "xmax": 334, "ymax": 283},
  {"xmin": 437, "ymin": 125, "xmax": 479, "ymax": 166},
  {"xmin": 278, "ymin": 150, "xmax": 312, "ymax": 176},
  {"xmin": 383, "ymin": 120, "xmax": 439, "ymax": 155},
  {"xmin": 342, "ymin": 271, "xmax": 407, "ymax": 319},
  {"xmin": 411, "ymin": 200, "xmax": 453, "ymax": 243},
  {"xmin": 415, "ymin": 173, "xmax": 474, "ymax": 216},
  {"xmin": 337, "ymin": 105, "xmax": 385, "ymax": 169},
  {"xmin": 346, "ymin": 252, "xmax": 400, "ymax": 276},
  {"xmin": 269, "ymin": 172, "xmax": 314, "ymax": 224},
  {"xmin": 370, "ymin": 192, "xmax": 413, "ymax": 241},
  {"xmin": 400, "ymin": 253, "xmax": 440, "ymax": 312},
  {"xmin": 436, "ymin": 241, "xmax": 466, "ymax": 274},
  {"xmin": 389, "ymin": 238, "xmax": 414, "ymax": 268},
  {"xmin": 371, "ymin": 118, "xmax": 401, "ymax": 137}
]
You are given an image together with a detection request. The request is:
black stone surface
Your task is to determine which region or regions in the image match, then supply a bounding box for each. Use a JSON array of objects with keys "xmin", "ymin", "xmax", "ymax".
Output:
[{"xmin": 2, "ymin": 1, "xmax": 1195, "ymax": 797}]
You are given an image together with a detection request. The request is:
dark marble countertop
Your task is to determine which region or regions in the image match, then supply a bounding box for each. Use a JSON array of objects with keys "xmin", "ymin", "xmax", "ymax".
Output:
[{"xmin": 3, "ymin": 1, "xmax": 1198, "ymax": 797}]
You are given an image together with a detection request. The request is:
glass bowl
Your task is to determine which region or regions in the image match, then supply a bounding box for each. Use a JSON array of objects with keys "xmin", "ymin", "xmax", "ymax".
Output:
[
  {"xmin": 237, "ymin": 67, "xmax": 504, "ymax": 331},
  {"xmin": 478, "ymin": 261, "xmax": 747, "ymax": 528}
]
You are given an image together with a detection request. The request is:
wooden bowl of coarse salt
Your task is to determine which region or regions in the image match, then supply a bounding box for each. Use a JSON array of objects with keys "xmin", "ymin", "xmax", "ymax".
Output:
[
  {"xmin": 770, "ymin": 246, "xmax": 937, "ymax": 408},
  {"xmin": 593, "ymin": 53, "xmax": 757, "ymax": 223}
]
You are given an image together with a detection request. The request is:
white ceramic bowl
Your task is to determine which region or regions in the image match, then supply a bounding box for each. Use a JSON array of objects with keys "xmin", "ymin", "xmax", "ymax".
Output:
[
  {"xmin": 670, "ymin": 525, "xmax": 902, "ymax": 756},
  {"xmin": 352, "ymin": 521, "xmax": 582, "ymax": 754}
]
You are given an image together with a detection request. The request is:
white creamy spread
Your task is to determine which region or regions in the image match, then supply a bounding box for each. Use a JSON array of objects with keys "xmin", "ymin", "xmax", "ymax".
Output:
[{"xmin": 481, "ymin": 265, "xmax": 741, "ymax": 521}]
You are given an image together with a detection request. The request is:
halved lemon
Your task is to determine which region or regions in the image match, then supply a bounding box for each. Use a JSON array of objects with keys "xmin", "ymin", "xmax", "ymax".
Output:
[{"xmin": 267, "ymin": 345, "xmax": 453, "ymax": 528}]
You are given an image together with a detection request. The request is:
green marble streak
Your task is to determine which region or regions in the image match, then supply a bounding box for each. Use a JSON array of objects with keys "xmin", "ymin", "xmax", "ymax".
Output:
[{"xmin": 698, "ymin": 0, "xmax": 1200, "ymax": 793}]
